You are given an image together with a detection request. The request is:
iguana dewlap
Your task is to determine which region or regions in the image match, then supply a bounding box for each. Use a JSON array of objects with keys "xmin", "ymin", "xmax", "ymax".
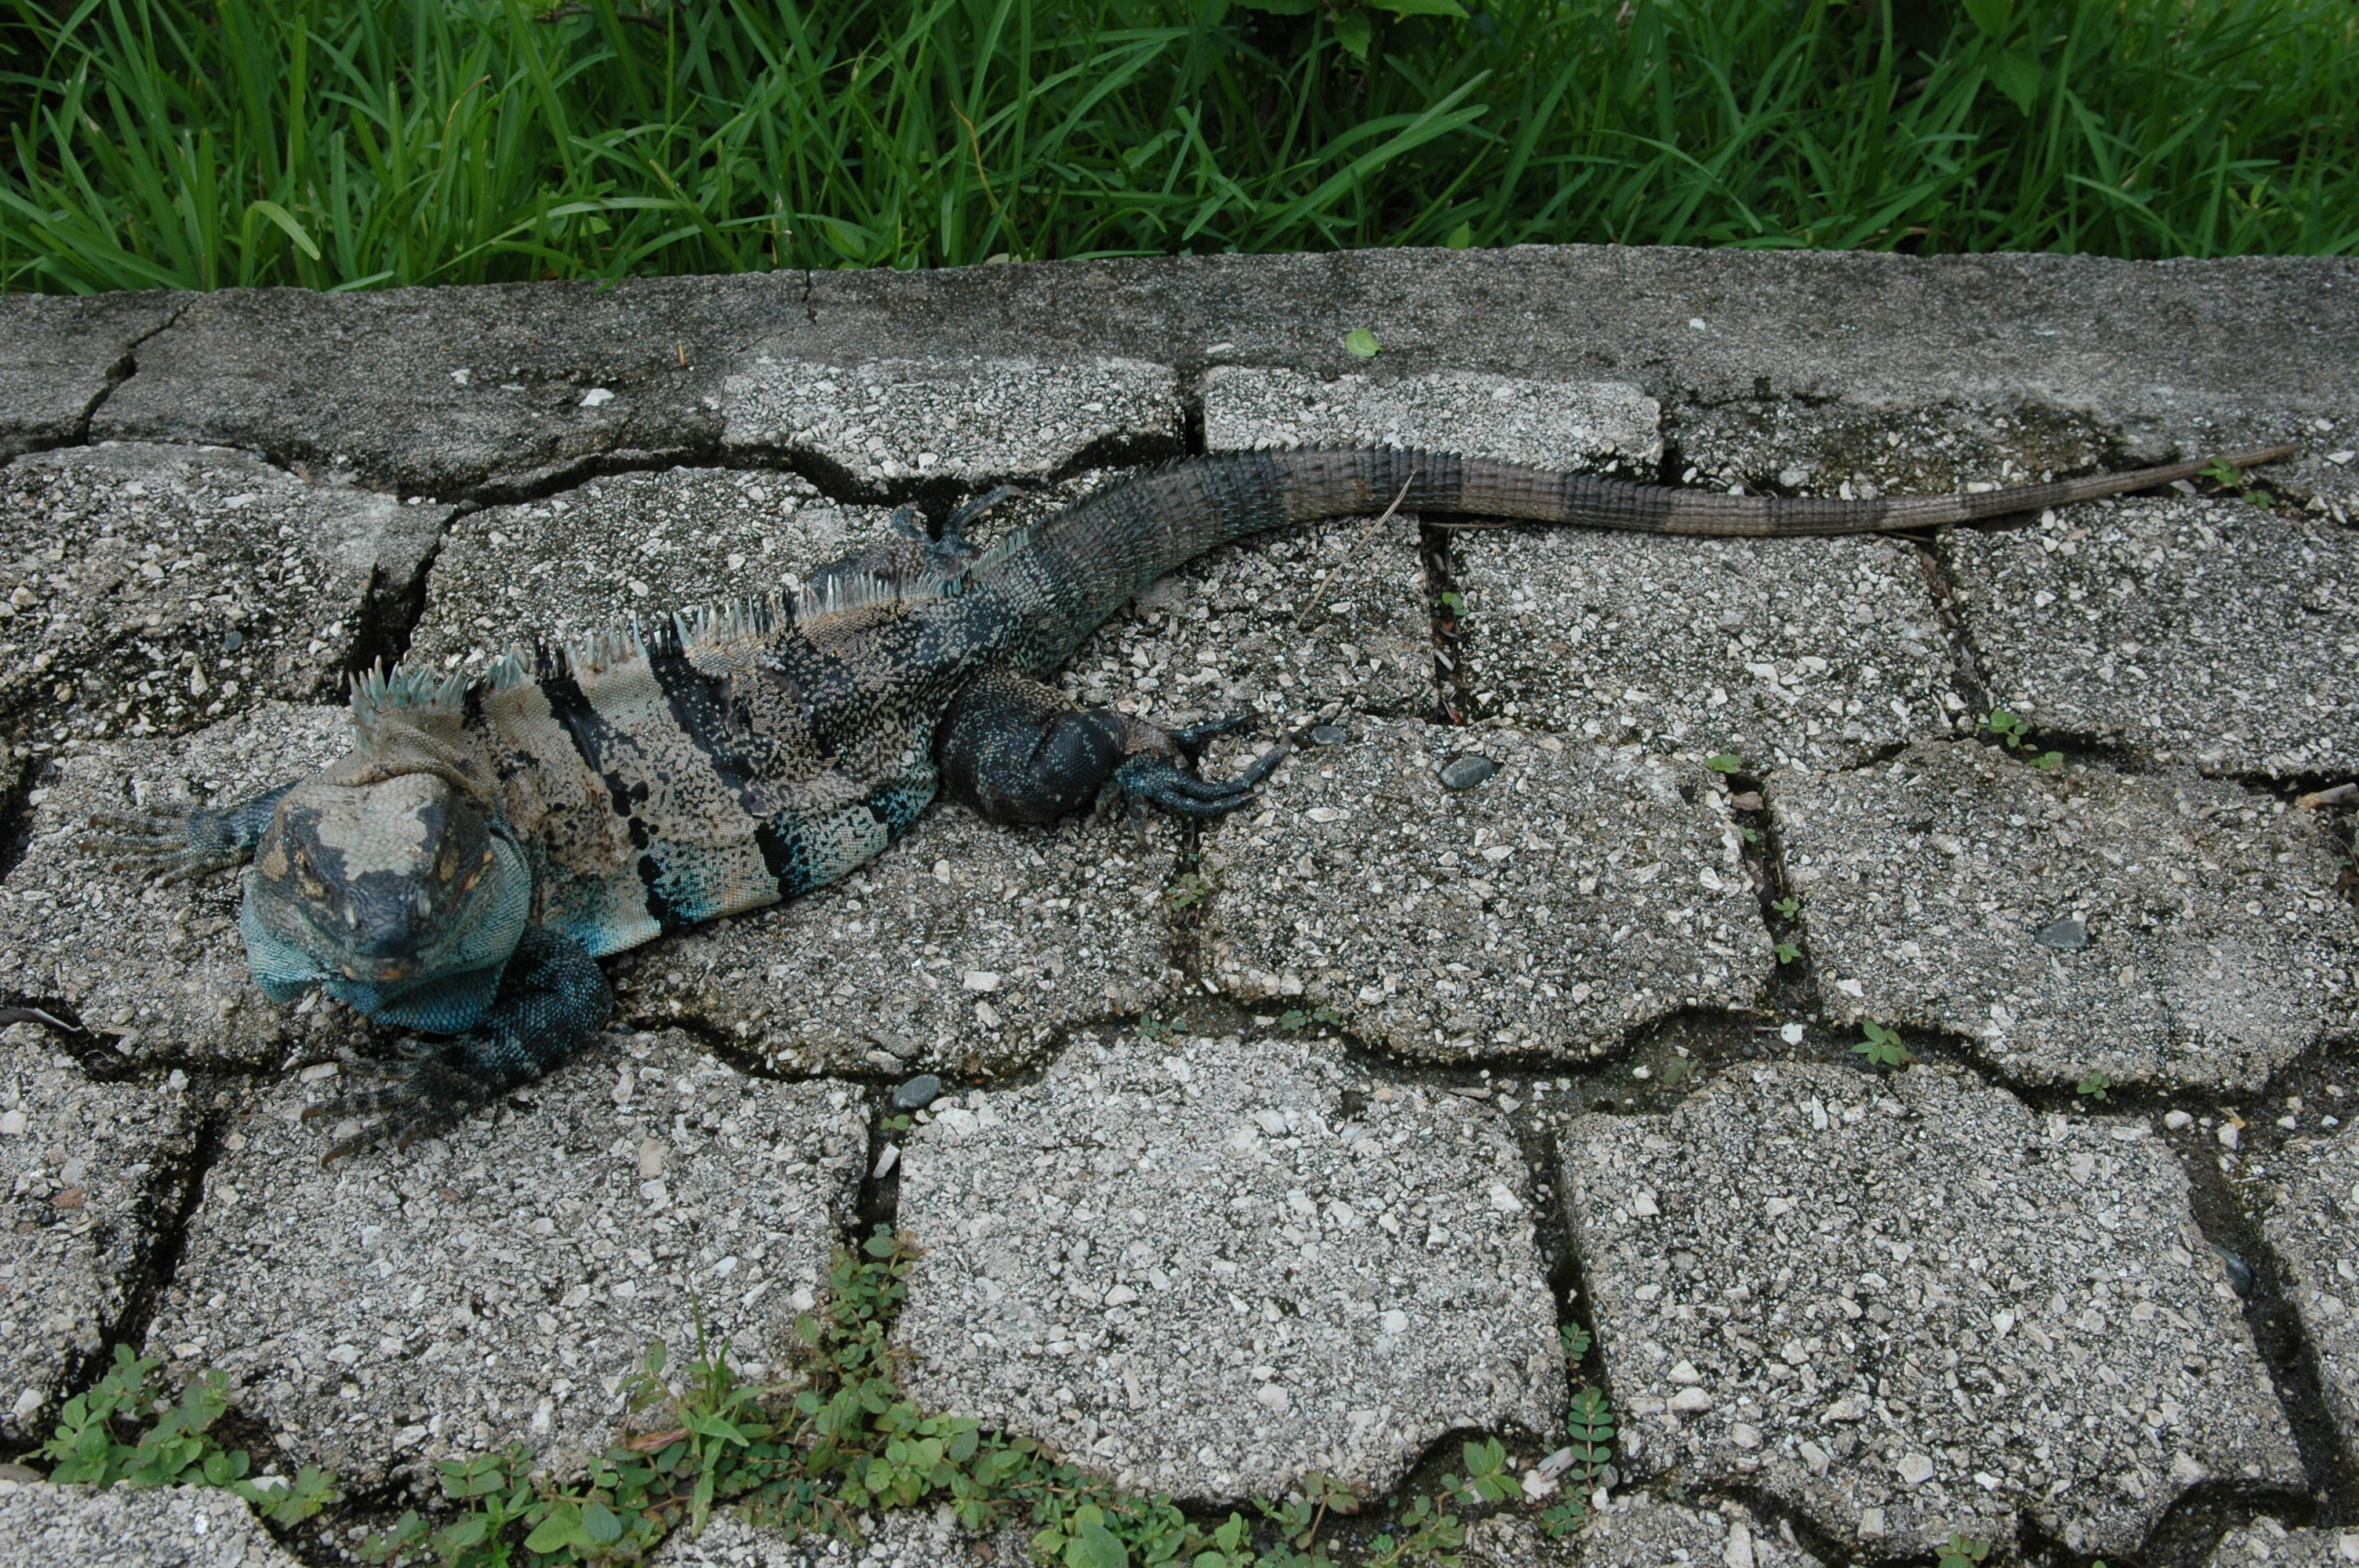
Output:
[{"xmin": 89, "ymin": 442, "xmax": 2294, "ymax": 1158}]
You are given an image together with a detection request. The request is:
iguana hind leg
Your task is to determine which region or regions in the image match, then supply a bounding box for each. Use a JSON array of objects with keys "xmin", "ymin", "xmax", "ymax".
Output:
[
  {"xmin": 937, "ymin": 666, "xmax": 1285, "ymax": 825},
  {"xmin": 303, "ymin": 924, "xmax": 611, "ymax": 1162},
  {"xmin": 84, "ymin": 781, "xmax": 296, "ymax": 886}
]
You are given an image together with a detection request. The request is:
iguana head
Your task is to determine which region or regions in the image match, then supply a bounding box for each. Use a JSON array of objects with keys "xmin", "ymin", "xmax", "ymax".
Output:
[{"xmin": 238, "ymin": 666, "xmax": 533, "ymax": 1033}]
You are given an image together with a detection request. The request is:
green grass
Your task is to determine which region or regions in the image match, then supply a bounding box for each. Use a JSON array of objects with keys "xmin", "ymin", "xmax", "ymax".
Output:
[{"xmin": 2, "ymin": 0, "xmax": 2355, "ymax": 294}]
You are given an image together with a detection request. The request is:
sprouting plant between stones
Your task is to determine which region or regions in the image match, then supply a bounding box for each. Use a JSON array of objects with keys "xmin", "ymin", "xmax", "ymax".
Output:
[
  {"xmin": 1852, "ymin": 1021, "xmax": 1912, "ymax": 1069},
  {"xmin": 2077, "ymin": 1070, "xmax": 2112, "ymax": 1101},
  {"xmin": 1704, "ymin": 753, "xmax": 1743, "ymax": 775},
  {"xmin": 1937, "ymin": 1532, "xmax": 1991, "ymax": 1568},
  {"xmin": 35, "ymin": 1344, "xmax": 336, "ymax": 1527},
  {"xmin": 1978, "ymin": 709, "xmax": 2063, "ymax": 770},
  {"xmin": 1275, "ymin": 1004, "xmax": 1346, "ymax": 1033},
  {"xmin": 2201, "ymin": 455, "xmax": 2274, "ymax": 506}
]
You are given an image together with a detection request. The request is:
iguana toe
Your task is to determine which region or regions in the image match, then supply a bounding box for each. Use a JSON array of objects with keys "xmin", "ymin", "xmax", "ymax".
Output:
[
  {"xmin": 1116, "ymin": 745, "xmax": 1286, "ymax": 819},
  {"xmin": 83, "ymin": 809, "xmax": 245, "ymax": 886},
  {"xmin": 304, "ymin": 1058, "xmax": 498, "ymax": 1163}
]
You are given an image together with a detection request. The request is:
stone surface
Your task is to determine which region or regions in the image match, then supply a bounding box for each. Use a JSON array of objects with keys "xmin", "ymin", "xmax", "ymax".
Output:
[
  {"xmin": 144, "ymin": 1030, "xmax": 864, "ymax": 1486},
  {"xmin": 1054, "ymin": 514, "xmax": 1432, "ymax": 731},
  {"xmin": 651, "ymin": 1508, "xmax": 1020, "ymax": 1566},
  {"xmin": 2259, "ymin": 1126, "xmax": 2359, "ymax": 1458},
  {"xmin": 613, "ymin": 800, "xmax": 1176, "ymax": 1078},
  {"xmin": 891, "ymin": 1029, "xmax": 1561, "ymax": 1499},
  {"xmin": 1773, "ymin": 741, "xmax": 2359, "ymax": 1093},
  {"xmin": 2210, "ymin": 1518, "xmax": 2359, "ymax": 1566},
  {"xmin": 1198, "ymin": 719, "xmax": 1767, "ymax": 1062},
  {"xmin": 722, "ymin": 355, "xmax": 1180, "ymax": 487},
  {"xmin": 1943, "ymin": 495, "xmax": 2359, "ymax": 777},
  {"xmin": 0, "ymin": 703, "xmax": 371, "ymax": 1070},
  {"xmin": 0, "ymin": 442, "xmax": 449, "ymax": 748},
  {"xmin": 1458, "ymin": 530, "xmax": 1961, "ymax": 769},
  {"xmin": 1563, "ymin": 1062, "xmax": 2302, "ymax": 1559},
  {"xmin": 0, "ymin": 1033, "xmax": 198, "ymax": 1445},
  {"xmin": 1201, "ymin": 366, "xmax": 1659, "ymax": 470},
  {"xmin": 0, "ymin": 292, "xmax": 183, "ymax": 461},
  {"xmin": 404, "ymin": 466, "xmax": 898, "ymax": 671},
  {"xmin": 0, "ymin": 1479, "xmax": 304, "ymax": 1568},
  {"xmin": 93, "ymin": 275, "xmax": 811, "ymax": 500},
  {"xmin": 1461, "ymin": 1498, "xmax": 1826, "ymax": 1568}
]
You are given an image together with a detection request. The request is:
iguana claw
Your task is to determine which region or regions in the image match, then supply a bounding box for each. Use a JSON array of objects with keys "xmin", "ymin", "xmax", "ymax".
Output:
[
  {"xmin": 1116, "ymin": 742, "xmax": 1287, "ymax": 819},
  {"xmin": 303, "ymin": 1054, "xmax": 500, "ymax": 1164},
  {"xmin": 83, "ymin": 808, "xmax": 245, "ymax": 886}
]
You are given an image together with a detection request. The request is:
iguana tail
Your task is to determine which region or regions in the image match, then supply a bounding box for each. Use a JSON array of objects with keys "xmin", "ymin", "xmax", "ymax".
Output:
[{"xmin": 972, "ymin": 441, "xmax": 2298, "ymax": 673}]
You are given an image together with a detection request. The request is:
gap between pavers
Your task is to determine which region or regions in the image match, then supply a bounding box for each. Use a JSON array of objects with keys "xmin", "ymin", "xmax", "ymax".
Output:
[
  {"xmin": 0, "ymin": 442, "xmax": 448, "ymax": 754},
  {"xmin": 1561, "ymin": 1061, "xmax": 2301, "ymax": 1562},
  {"xmin": 1773, "ymin": 739, "xmax": 2359, "ymax": 1094},
  {"xmin": 1943, "ymin": 493, "xmax": 2359, "ymax": 779},
  {"xmin": 144, "ymin": 1029, "xmax": 863, "ymax": 1489},
  {"xmin": 889, "ymin": 1027, "xmax": 1561, "ymax": 1502},
  {"xmin": 0, "ymin": 1029, "xmax": 200, "ymax": 1447},
  {"xmin": 1198, "ymin": 720, "xmax": 1766, "ymax": 1062}
]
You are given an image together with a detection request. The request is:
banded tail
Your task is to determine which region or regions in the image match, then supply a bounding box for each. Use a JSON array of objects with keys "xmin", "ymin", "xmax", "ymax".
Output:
[{"xmin": 968, "ymin": 441, "xmax": 2298, "ymax": 672}]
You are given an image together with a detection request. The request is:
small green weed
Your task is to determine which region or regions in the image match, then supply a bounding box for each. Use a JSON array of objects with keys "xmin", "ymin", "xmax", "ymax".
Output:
[
  {"xmin": 1771, "ymin": 895, "xmax": 1801, "ymax": 919},
  {"xmin": 1137, "ymin": 1013, "xmax": 1181, "ymax": 1043},
  {"xmin": 38, "ymin": 1345, "xmax": 336, "ymax": 1528},
  {"xmin": 1535, "ymin": 1385, "xmax": 1616, "ymax": 1539},
  {"xmin": 1559, "ymin": 1323, "xmax": 1591, "ymax": 1364},
  {"xmin": 1773, "ymin": 942, "xmax": 1803, "ymax": 965},
  {"xmin": 2076, "ymin": 1070, "xmax": 2112, "ymax": 1102},
  {"xmin": 1275, "ymin": 1004, "xmax": 1346, "ymax": 1033},
  {"xmin": 2201, "ymin": 456, "xmax": 2274, "ymax": 507},
  {"xmin": 1343, "ymin": 328, "xmax": 1383, "ymax": 358},
  {"xmin": 1979, "ymin": 709, "xmax": 2063, "ymax": 770},
  {"xmin": 1366, "ymin": 1494, "xmax": 1464, "ymax": 1568},
  {"xmin": 1435, "ymin": 590, "xmax": 1467, "ymax": 615},
  {"xmin": 1441, "ymin": 1438, "xmax": 1521, "ymax": 1507},
  {"xmin": 1659, "ymin": 1055, "xmax": 1696, "ymax": 1088},
  {"xmin": 1937, "ymin": 1533, "xmax": 1990, "ymax": 1568},
  {"xmin": 1852, "ymin": 1021, "xmax": 1912, "ymax": 1069},
  {"xmin": 1704, "ymin": 753, "xmax": 1743, "ymax": 775},
  {"xmin": 1166, "ymin": 872, "xmax": 1214, "ymax": 912}
]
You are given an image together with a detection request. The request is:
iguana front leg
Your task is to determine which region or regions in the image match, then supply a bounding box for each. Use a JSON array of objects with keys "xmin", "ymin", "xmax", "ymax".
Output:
[
  {"xmin": 936, "ymin": 666, "xmax": 1285, "ymax": 823},
  {"xmin": 301, "ymin": 925, "xmax": 612, "ymax": 1162},
  {"xmin": 84, "ymin": 782, "xmax": 297, "ymax": 885}
]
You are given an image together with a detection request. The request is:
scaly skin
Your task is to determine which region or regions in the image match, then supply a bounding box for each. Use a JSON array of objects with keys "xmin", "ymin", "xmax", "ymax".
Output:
[{"xmin": 85, "ymin": 441, "xmax": 2296, "ymax": 1157}]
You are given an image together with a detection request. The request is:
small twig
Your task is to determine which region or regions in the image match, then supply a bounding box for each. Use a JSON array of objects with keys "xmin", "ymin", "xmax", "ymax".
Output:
[
  {"xmin": 0, "ymin": 1004, "xmax": 80, "ymax": 1033},
  {"xmin": 954, "ymin": 103, "xmax": 1026, "ymax": 259}
]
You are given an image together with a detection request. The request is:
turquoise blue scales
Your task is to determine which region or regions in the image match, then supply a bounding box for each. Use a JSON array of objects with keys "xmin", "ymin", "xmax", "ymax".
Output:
[{"xmin": 84, "ymin": 441, "xmax": 2297, "ymax": 1158}]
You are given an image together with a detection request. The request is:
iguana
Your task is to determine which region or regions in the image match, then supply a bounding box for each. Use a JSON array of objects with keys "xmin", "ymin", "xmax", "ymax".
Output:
[{"xmin": 89, "ymin": 441, "xmax": 2295, "ymax": 1158}]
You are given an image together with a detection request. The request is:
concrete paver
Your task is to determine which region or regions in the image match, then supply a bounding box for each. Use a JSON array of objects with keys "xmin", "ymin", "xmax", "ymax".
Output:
[
  {"xmin": 1944, "ymin": 495, "xmax": 2359, "ymax": 777},
  {"xmin": 144, "ymin": 1030, "xmax": 863, "ymax": 1486},
  {"xmin": 0, "ymin": 1479, "xmax": 304, "ymax": 1568},
  {"xmin": 0, "ymin": 443, "xmax": 447, "ymax": 750},
  {"xmin": 0, "ymin": 293, "xmax": 184, "ymax": 463},
  {"xmin": 1773, "ymin": 741, "xmax": 2359, "ymax": 1093},
  {"xmin": 1200, "ymin": 719, "xmax": 1768, "ymax": 1062},
  {"xmin": 1563, "ymin": 1062, "xmax": 2302, "ymax": 1559},
  {"xmin": 0, "ymin": 1033, "xmax": 198, "ymax": 1446},
  {"xmin": 2209, "ymin": 1517, "xmax": 2359, "ymax": 1566},
  {"xmin": 2259, "ymin": 1126, "xmax": 2359, "ymax": 1460},
  {"xmin": 892, "ymin": 1028, "xmax": 1561, "ymax": 1499}
]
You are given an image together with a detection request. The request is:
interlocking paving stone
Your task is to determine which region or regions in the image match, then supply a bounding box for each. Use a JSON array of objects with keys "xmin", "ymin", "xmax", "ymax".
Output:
[
  {"xmin": 1457, "ymin": 531, "xmax": 1961, "ymax": 769},
  {"xmin": 2209, "ymin": 1517, "xmax": 2359, "ymax": 1566},
  {"xmin": 1462, "ymin": 1498, "xmax": 1826, "ymax": 1568},
  {"xmin": 92, "ymin": 275, "xmax": 811, "ymax": 500},
  {"xmin": 0, "ymin": 443, "xmax": 448, "ymax": 750},
  {"xmin": 0, "ymin": 1479, "xmax": 304, "ymax": 1568},
  {"xmin": 891, "ymin": 1029, "xmax": 1561, "ymax": 1500},
  {"xmin": 144, "ymin": 1030, "xmax": 863, "ymax": 1486},
  {"xmin": 1772, "ymin": 741, "xmax": 2359, "ymax": 1093},
  {"xmin": 720, "ymin": 356, "xmax": 1180, "ymax": 486},
  {"xmin": 0, "ymin": 1032, "xmax": 198, "ymax": 1445},
  {"xmin": 1943, "ymin": 495, "xmax": 2359, "ymax": 777},
  {"xmin": 2259, "ymin": 1126, "xmax": 2359, "ymax": 1457},
  {"xmin": 1198, "ymin": 720, "xmax": 1767, "ymax": 1062},
  {"xmin": 1562, "ymin": 1062, "xmax": 2301, "ymax": 1560},
  {"xmin": 614, "ymin": 800, "xmax": 1176, "ymax": 1078},
  {"xmin": 0, "ymin": 703, "xmax": 369, "ymax": 1070},
  {"xmin": 0, "ymin": 293, "xmax": 184, "ymax": 462},
  {"xmin": 1201, "ymin": 366, "xmax": 1659, "ymax": 470},
  {"xmin": 650, "ymin": 1508, "xmax": 1020, "ymax": 1566},
  {"xmin": 403, "ymin": 466, "xmax": 899, "ymax": 671}
]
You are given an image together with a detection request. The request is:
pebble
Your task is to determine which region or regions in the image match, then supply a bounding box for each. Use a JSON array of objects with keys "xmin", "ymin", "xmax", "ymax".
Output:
[
  {"xmin": 1438, "ymin": 753, "xmax": 1499, "ymax": 789},
  {"xmin": 1309, "ymin": 724, "xmax": 1348, "ymax": 746},
  {"xmin": 892, "ymin": 1074, "xmax": 943, "ymax": 1110},
  {"xmin": 2034, "ymin": 916, "xmax": 2089, "ymax": 949}
]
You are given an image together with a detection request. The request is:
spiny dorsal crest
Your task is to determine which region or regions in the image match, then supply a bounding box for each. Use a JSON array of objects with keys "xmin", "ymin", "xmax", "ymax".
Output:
[{"xmin": 349, "ymin": 661, "xmax": 467, "ymax": 751}]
